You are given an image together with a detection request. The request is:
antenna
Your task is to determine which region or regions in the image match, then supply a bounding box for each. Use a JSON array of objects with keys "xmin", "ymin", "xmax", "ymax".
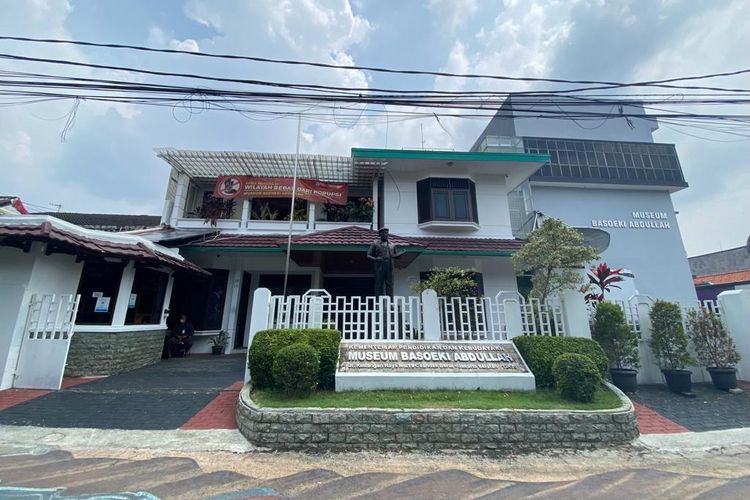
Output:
[
  {"xmin": 49, "ymin": 203, "xmax": 62, "ymax": 212},
  {"xmin": 420, "ymin": 123, "xmax": 425, "ymax": 150}
]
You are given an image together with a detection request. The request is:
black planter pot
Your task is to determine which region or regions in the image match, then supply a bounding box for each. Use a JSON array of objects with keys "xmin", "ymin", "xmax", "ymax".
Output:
[
  {"xmin": 610, "ymin": 368, "xmax": 638, "ymax": 393},
  {"xmin": 662, "ymin": 369, "xmax": 692, "ymax": 394},
  {"xmin": 211, "ymin": 346, "xmax": 224, "ymax": 355},
  {"xmin": 707, "ymin": 367, "xmax": 737, "ymax": 390}
]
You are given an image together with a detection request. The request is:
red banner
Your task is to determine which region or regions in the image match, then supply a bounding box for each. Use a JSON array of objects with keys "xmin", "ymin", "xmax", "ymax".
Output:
[{"xmin": 213, "ymin": 176, "xmax": 348, "ymax": 205}]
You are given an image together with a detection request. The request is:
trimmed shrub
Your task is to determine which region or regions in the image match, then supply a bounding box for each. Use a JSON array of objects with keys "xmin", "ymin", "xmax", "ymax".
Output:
[
  {"xmin": 648, "ymin": 300, "xmax": 694, "ymax": 371},
  {"xmin": 552, "ymin": 353, "xmax": 602, "ymax": 403},
  {"xmin": 685, "ymin": 308, "xmax": 740, "ymax": 368},
  {"xmin": 513, "ymin": 335, "xmax": 609, "ymax": 389},
  {"xmin": 248, "ymin": 328, "xmax": 340, "ymax": 390},
  {"xmin": 272, "ymin": 343, "xmax": 319, "ymax": 397},
  {"xmin": 591, "ymin": 302, "xmax": 640, "ymax": 370}
]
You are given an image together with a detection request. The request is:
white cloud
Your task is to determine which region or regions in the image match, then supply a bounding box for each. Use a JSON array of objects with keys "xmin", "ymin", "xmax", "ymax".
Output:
[
  {"xmin": 428, "ymin": 0, "xmax": 478, "ymax": 31},
  {"xmin": 185, "ymin": 0, "xmax": 222, "ymax": 30},
  {"xmin": 170, "ymin": 38, "xmax": 200, "ymax": 52}
]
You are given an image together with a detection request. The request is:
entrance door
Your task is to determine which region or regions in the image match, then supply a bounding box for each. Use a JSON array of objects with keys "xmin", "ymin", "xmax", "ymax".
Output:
[
  {"xmin": 234, "ymin": 272, "xmax": 253, "ymax": 349},
  {"xmin": 14, "ymin": 294, "xmax": 80, "ymax": 390}
]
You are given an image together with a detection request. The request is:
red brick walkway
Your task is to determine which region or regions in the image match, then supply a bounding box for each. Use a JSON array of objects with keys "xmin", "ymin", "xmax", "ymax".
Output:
[
  {"xmin": 180, "ymin": 380, "xmax": 244, "ymax": 430},
  {"xmin": 0, "ymin": 377, "xmax": 99, "ymax": 412},
  {"xmin": 633, "ymin": 401, "xmax": 689, "ymax": 434}
]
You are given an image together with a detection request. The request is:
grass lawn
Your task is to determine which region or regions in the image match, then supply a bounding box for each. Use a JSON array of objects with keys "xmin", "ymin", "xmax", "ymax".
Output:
[{"xmin": 251, "ymin": 386, "xmax": 622, "ymax": 411}]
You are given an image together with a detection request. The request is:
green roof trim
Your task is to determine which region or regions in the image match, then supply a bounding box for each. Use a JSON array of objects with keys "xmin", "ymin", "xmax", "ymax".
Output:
[{"xmin": 352, "ymin": 148, "xmax": 549, "ymax": 164}]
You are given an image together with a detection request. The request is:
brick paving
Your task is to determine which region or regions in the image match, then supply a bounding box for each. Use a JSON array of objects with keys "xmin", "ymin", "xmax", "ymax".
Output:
[
  {"xmin": 633, "ymin": 402, "xmax": 689, "ymax": 434},
  {"xmin": 0, "ymin": 389, "xmax": 50, "ymax": 411},
  {"xmin": 632, "ymin": 383, "xmax": 750, "ymax": 432},
  {"xmin": 180, "ymin": 381, "xmax": 242, "ymax": 430},
  {"xmin": 0, "ymin": 355, "xmax": 246, "ymax": 430}
]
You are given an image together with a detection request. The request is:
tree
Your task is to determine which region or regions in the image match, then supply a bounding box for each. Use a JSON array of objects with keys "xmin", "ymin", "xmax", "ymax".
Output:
[
  {"xmin": 648, "ymin": 300, "xmax": 694, "ymax": 371},
  {"xmin": 512, "ymin": 218, "xmax": 599, "ymax": 301},
  {"xmin": 412, "ymin": 267, "xmax": 480, "ymax": 297},
  {"xmin": 591, "ymin": 302, "xmax": 640, "ymax": 369}
]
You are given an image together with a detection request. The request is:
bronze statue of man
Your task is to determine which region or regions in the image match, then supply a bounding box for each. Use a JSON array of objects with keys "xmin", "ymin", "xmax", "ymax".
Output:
[{"xmin": 367, "ymin": 228, "xmax": 404, "ymax": 297}]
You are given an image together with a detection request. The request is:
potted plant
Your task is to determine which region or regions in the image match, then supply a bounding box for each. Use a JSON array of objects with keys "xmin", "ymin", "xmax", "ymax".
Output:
[
  {"xmin": 648, "ymin": 300, "xmax": 695, "ymax": 394},
  {"xmin": 210, "ymin": 331, "xmax": 229, "ymax": 355},
  {"xmin": 591, "ymin": 301, "xmax": 640, "ymax": 392},
  {"xmin": 685, "ymin": 308, "xmax": 740, "ymax": 390}
]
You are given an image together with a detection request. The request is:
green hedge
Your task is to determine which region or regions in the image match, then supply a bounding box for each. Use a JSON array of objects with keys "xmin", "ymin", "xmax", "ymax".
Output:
[
  {"xmin": 272, "ymin": 343, "xmax": 320, "ymax": 397},
  {"xmin": 552, "ymin": 353, "xmax": 602, "ymax": 403},
  {"xmin": 248, "ymin": 328, "xmax": 341, "ymax": 390},
  {"xmin": 513, "ymin": 335, "xmax": 609, "ymax": 389}
]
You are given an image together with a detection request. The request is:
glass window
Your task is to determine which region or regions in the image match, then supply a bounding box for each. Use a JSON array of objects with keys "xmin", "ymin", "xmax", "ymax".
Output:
[
  {"xmin": 432, "ymin": 190, "xmax": 451, "ymax": 219},
  {"xmin": 416, "ymin": 177, "xmax": 477, "ymax": 223},
  {"xmin": 125, "ymin": 267, "xmax": 169, "ymax": 325},
  {"xmin": 452, "ymin": 191, "xmax": 470, "ymax": 219},
  {"xmin": 75, "ymin": 261, "xmax": 124, "ymax": 325},
  {"xmin": 167, "ymin": 269, "xmax": 229, "ymax": 331}
]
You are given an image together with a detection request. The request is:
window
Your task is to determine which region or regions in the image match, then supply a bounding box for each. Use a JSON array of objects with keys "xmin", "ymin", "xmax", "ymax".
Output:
[
  {"xmin": 417, "ymin": 177, "xmax": 478, "ymax": 224},
  {"xmin": 125, "ymin": 267, "xmax": 169, "ymax": 325},
  {"xmin": 168, "ymin": 268, "xmax": 229, "ymax": 331},
  {"xmin": 75, "ymin": 261, "xmax": 124, "ymax": 325}
]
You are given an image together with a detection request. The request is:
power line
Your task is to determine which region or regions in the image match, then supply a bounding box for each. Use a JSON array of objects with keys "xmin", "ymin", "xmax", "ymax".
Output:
[{"xmin": 1, "ymin": 35, "xmax": 749, "ymax": 91}]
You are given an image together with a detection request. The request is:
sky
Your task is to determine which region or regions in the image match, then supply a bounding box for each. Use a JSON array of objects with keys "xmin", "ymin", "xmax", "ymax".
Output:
[{"xmin": 0, "ymin": 0, "xmax": 748, "ymax": 257}]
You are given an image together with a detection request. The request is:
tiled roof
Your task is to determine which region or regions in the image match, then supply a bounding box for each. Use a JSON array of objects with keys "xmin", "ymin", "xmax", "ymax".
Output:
[
  {"xmin": 186, "ymin": 225, "xmax": 525, "ymax": 255},
  {"xmin": 192, "ymin": 234, "xmax": 285, "ymax": 248},
  {"xmin": 693, "ymin": 269, "xmax": 750, "ymax": 286},
  {"xmin": 34, "ymin": 212, "xmax": 161, "ymax": 232},
  {"xmin": 412, "ymin": 236, "xmax": 525, "ymax": 253},
  {"xmin": 290, "ymin": 226, "xmax": 421, "ymax": 247},
  {"xmin": 0, "ymin": 218, "xmax": 208, "ymax": 275}
]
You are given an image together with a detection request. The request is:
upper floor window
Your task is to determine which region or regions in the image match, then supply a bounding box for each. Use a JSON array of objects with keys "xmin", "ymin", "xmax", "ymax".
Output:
[{"xmin": 417, "ymin": 178, "xmax": 478, "ymax": 224}]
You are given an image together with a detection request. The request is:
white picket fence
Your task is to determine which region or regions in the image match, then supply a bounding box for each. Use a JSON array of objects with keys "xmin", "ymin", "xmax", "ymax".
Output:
[{"xmin": 264, "ymin": 289, "xmax": 568, "ymax": 342}]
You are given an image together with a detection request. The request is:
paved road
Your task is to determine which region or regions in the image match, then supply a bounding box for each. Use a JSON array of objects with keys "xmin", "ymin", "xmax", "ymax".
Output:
[
  {"xmin": 0, "ymin": 448, "xmax": 749, "ymax": 499},
  {"xmin": 0, "ymin": 355, "xmax": 245, "ymax": 430}
]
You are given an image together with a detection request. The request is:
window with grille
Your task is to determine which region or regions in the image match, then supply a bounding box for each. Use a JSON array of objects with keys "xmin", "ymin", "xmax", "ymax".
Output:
[{"xmin": 417, "ymin": 177, "xmax": 478, "ymax": 223}]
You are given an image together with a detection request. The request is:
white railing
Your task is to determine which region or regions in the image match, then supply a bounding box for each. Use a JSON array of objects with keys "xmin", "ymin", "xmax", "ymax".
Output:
[
  {"xmin": 267, "ymin": 289, "xmax": 422, "ymax": 341},
  {"xmin": 519, "ymin": 297, "xmax": 566, "ymax": 336},
  {"xmin": 24, "ymin": 293, "xmax": 80, "ymax": 340},
  {"xmin": 263, "ymin": 289, "xmax": 570, "ymax": 343}
]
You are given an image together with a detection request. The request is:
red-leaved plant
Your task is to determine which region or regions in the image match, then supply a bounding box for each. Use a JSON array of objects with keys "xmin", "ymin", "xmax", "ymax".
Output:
[{"xmin": 583, "ymin": 263, "xmax": 624, "ymax": 303}]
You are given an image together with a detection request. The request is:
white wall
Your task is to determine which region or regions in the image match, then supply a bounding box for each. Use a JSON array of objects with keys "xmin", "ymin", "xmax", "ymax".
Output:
[
  {"xmin": 0, "ymin": 244, "xmax": 83, "ymax": 389},
  {"xmin": 382, "ymin": 170, "xmax": 514, "ymax": 238},
  {"xmin": 531, "ymin": 185, "xmax": 697, "ymax": 304},
  {"xmin": 394, "ymin": 255, "xmax": 518, "ymax": 297}
]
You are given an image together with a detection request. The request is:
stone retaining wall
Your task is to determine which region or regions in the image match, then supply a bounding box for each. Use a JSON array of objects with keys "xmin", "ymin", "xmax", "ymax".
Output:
[
  {"xmin": 65, "ymin": 330, "xmax": 166, "ymax": 377},
  {"xmin": 236, "ymin": 384, "xmax": 639, "ymax": 452}
]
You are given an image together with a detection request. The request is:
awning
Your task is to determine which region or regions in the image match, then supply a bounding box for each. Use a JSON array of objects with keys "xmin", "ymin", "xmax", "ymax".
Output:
[{"xmin": 0, "ymin": 216, "xmax": 209, "ymax": 276}]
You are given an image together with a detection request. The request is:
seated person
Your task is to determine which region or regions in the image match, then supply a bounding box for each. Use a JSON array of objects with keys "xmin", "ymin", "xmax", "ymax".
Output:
[{"xmin": 167, "ymin": 315, "xmax": 194, "ymax": 357}]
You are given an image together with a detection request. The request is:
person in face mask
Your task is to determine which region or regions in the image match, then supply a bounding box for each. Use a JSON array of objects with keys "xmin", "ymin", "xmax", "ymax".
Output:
[{"xmin": 167, "ymin": 314, "xmax": 195, "ymax": 357}]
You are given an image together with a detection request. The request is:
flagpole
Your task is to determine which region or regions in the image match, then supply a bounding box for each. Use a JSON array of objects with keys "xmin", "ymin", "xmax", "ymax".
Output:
[{"xmin": 282, "ymin": 113, "xmax": 302, "ymax": 297}]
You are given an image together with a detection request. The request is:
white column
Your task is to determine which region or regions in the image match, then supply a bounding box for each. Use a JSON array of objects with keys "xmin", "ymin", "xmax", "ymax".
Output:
[
  {"xmin": 224, "ymin": 267, "xmax": 243, "ymax": 354},
  {"xmin": 421, "ymin": 289, "xmax": 441, "ymax": 341},
  {"xmin": 160, "ymin": 271, "xmax": 175, "ymax": 328},
  {"xmin": 503, "ymin": 298, "xmax": 524, "ymax": 339},
  {"xmin": 169, "ymin": 173, "xmax": 188, "ymax": 227},
  {"xmin": 718, "ymin": 289, "xmax": 750, "ymax": 381},
  {"xmin": 635, "ymin": 299, "xmax": 661, "ymax": 384},
  {"xmin": 240, "ymin": 199, "xmax": 250, "ymax": 229},
  {"xmin": 308, "ymin": 202, "xmax": 316, "ymax": 230},
  {"xmin": 111, "ymin": 261, "xmax": 136, "ymax": 326},
  {"xmin": 245, "ymin": 287, "xmax": 272, "ymax": 383},
  {"xmin": 559, "ymin": 288, "xmax": 591, "ymax": 338},
  {"xmin": 372, "ymin": 176, "xmax": 379, "ymax": 229}
]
